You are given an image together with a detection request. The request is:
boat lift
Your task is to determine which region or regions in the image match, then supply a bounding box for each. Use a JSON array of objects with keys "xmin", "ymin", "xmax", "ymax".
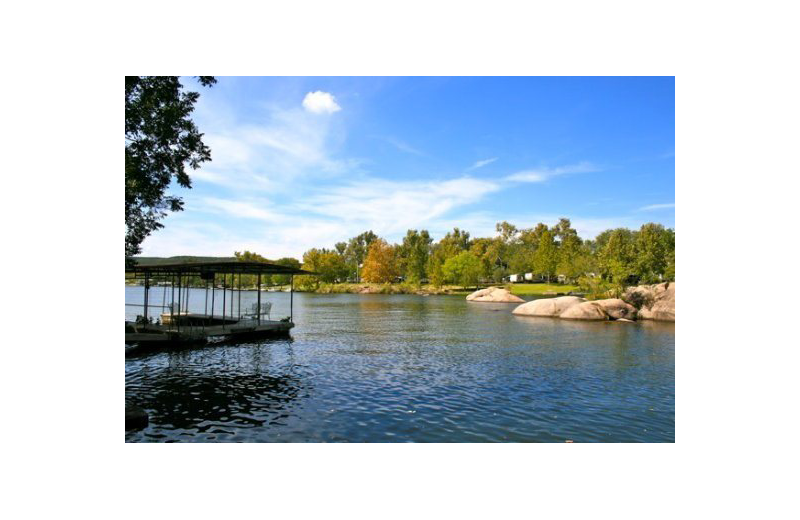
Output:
[{"xmin": 125, "ymin": 260, "xmax": 316, "ymax": 347}]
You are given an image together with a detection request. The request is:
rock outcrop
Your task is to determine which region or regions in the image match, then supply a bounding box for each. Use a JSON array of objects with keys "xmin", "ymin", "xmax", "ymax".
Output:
[
  {"xmin": 592, "ymin": 298, "xmax": 638, "ymax": 320},
  {"xmin": 512, "ymin": 296, "xmax": 638, "ymax": 321},
  {"xmin": 559, "ymin": 301, "xmax": 609, "ymax": 320},
  {"xmin": 511, "ymin": 296, "xmax": 584, "ymax": 317},
  {"xmin": 466, "ymin": 287, "xmax": 525, "ymax": 303},
  {"xmin": 622, "ymin": 282, "xmax": 675, "ymax": 321}
]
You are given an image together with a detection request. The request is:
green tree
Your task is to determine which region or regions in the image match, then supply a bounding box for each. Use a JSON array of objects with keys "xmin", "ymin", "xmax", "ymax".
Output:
[
  {"xmin": 634, "ymin": 223, "xmax": 670, "ymax": 283},
  {"xmin": 300, "ymin": 248, "xmax": 348, "ymax": 284},
  {"xmin": 533, "ymin": 230, "xmax": 558, "ymax": 282},
  {"xmin": 442, "ymin": 251, "xmax": 482, "ymax": 289},
  {"xmin": 552, "ymin": 217, "xmax": 578, "ymax": 242},
  {"xmin": 125, "ymin": 76, "xmax": 216, "ymax": 262},
  {"xmin": 495, "ymin": 221, "xmax": 518, "ymax": 243},
  {"xmin": 234, "ymin": 250, "xmax": 269, "ymax": 287},
  {"xmin": 556, "ymin": 233, "xmax": 584, "ymax": 283},
  {"xmin": 598, "ymin": 228, "xmax": 637, "ymax": 294},
  {"xmin": 440, "ymin": 227, "xmax": 471, "ymax": 252},
  {"xmin": 273, "ymin": 257, "xmax": 303, "ymax": 286},
  {"xmin": 427, "ymin": 228, "xmax": 472, "ymax": 286},
  {"xmin": 469, "ymin": 237, "xmax": 496, "ymax": 281},
  {"xmin": 663, "ymin": 229, "xmax": 676, "ymax": 281},
  {"xmin": 398, "ymin": 229, "xmax": 432, "ymax": 285},
  {"xmin": 519, "ymin": 222, "xmax": 549, "ymax": 250}
]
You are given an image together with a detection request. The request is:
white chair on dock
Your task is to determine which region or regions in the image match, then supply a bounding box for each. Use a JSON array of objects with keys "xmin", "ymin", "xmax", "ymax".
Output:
[{"xmin": 244, "ymin": 302, "xmax": 272, "ymax": 321}]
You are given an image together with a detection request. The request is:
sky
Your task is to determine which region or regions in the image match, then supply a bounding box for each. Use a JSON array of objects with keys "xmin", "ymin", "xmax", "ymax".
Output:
[{"xmin": 140, "ymin": 76, "xmax": 675, "ymax": 260}]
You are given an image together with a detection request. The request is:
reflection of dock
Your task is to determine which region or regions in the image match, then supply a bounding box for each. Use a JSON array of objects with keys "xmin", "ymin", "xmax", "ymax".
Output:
[{"xmin": 125, "ymin": 260, "xmax": 316, "ymax": 349}]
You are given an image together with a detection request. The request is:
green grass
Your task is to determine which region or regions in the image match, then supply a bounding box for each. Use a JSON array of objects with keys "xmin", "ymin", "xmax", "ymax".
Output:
[{"xmin": 505, "ymin": 283, "xmax": 581, "ymax": 295}]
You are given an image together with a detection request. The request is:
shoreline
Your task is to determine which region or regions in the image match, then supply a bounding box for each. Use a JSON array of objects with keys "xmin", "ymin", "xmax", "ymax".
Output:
[{"xmin": 125, "ymin": 281, "xmax": 582, "ymax": 297}]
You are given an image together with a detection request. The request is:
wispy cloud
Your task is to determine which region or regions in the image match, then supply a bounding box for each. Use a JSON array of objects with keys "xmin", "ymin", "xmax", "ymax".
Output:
[
  {"xmin": 302, "ymin": 91, "xmax": 341, "ymax": 114},
  {"xmin": 298, "ymin": 176, "xmax": 501, "ymax": 235},
  {"xmin": 466, "ymin": 157, "xmax": 498, "ymax": 171},
  {"xmin": 191, "ymin": 96, "xmax": 353, "ymax": 194},
  {"xmin": 380, "ymin": 136, "xmax": 425, "ymax": 156},
  {"xmin": 505, "ymin": 161, "xmax": 600, "ymax": 183},
  {"xmin": 145, "ymin": 175, "xmax": 503, "ymax": 258},
  {"xmin": 638, "ymin": 203, "xmax": 675, "ymax": 211}
]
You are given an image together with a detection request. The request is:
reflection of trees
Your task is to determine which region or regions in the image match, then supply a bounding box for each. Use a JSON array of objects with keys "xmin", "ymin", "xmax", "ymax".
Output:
[{"xmin": 125, "ymin": 341, "xmax": 311, "ymax": 431}]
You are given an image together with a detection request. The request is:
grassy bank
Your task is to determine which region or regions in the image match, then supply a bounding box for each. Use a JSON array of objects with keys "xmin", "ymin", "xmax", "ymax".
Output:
[
  {"xmin": 296, "ymin": 283, "xmax": 474, "ymax": 295},
  {"xmin": 505, "ymin": 283, "xmax": 581, "ymax": 296},
  {"xmin": 126, "ymin": 280, "xmax": 582, "ymax": 297},
  {"xmin": 297, "ymin": 282, "xmax": 580, "ymax": 295}
]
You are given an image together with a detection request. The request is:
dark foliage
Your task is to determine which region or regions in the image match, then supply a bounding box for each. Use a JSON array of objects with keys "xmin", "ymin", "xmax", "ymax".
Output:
[{"xmin": 125, "ymin": 76, "xmax": 216, "ymax": 263}]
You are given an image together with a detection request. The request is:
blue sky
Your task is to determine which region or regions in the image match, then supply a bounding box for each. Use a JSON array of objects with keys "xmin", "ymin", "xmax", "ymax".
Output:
[{"xmin": 141, "ymin": 76, "xmax": 674, "ymax": 259}]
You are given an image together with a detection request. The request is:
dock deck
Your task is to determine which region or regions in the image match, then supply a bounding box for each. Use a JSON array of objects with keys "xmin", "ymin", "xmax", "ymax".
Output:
[
  {"xmin": 126, "ymin": 260, "xmax": 316, "ymax": 350},
  {"xmin": 125, "ymin": 319, "xmax": 294, "ymax": 347}
]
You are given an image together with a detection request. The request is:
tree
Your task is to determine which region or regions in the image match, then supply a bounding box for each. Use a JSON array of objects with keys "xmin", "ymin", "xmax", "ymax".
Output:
[
  {"xmin": 519, "ymin": 222, "xmax": 549, "ymax": 250},
  {"xmin": 442, "ymin": 251, "xmax": 482, "ymax": 289},
  {"xmin": 556, "ymin": 233, "xmax": 584, "ymax": 283},
  {"xmin": 533, "ymin": 230, "xmax": 558, "ymax": 282},
  {"xmin": 634, "ymin": 223, "xmax": 663, "ymax": 283},
  {"xmin": 634, "ymin": 223, "xmax": 674, "ymax": 283},
  {"xmin": 344, "ymin": 230, "xmax": 378, "ymax": 281},
  {"xmin": 495, "ymin": 221, "xmax": 518, "ymax": 243},
  {"xmin": 427, "ymin": 228, "xmax": 472, "ymax": 287},
  {"xmin": 469, "ymin": 237, "xmax": 496, "ymax": 281},
  {"xmin": 361, "ymin": 239, "xmax": 398, "ymax": 283},
  {"xmin": 507, "ymin": 244, "xmax": 534, "ymax": 275},
  {"xmin": 398, "ymin": 229, "xmax": 432, "ymax": 285},
  {"xmin": 300, "ymin": 248, "xmax": 348, "ymax": 284},
  {"xmin": 234, "ymin": 250, "xmax": 269, "ymax": 287},
  {"xmin": 125, "ymin": 76, "xmax": 216, "ymax": 262},
  {"xmin": 272, "ymin": 257, "xmax": 302, "ymax": 286},
  {"xmin": 552, "ymin": 217, "xmax": 578, "ymax": 243},
  {"xmin": 440, "ymin": 227, "xmax": 471, "ymax": 252},
  {"xmin": 598, "ymin": 228, "xmax": 637, "ymax": 294}
]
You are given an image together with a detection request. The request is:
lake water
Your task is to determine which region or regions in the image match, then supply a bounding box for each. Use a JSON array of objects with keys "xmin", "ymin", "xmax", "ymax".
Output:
[{"xmin": 125, "ymin": 286, "xmax": 674, "ymax": 442}]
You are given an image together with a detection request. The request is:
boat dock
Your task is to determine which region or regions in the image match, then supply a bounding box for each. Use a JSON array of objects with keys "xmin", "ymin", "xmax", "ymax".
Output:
[{"xmin": 125, "ymin": 260, "xmax": 316, "ymax": 348}]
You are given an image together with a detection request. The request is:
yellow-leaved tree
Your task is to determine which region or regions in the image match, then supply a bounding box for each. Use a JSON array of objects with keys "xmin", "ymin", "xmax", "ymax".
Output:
[{"xmin": 361, "ymin": 239, "xmax": 398, "ymax": 283}]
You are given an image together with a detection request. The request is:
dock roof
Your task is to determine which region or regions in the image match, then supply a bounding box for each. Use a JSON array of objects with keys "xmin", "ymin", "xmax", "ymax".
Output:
[{"xmin": 125, "ymin": 260, "xmax": 317, "ymax": 277}]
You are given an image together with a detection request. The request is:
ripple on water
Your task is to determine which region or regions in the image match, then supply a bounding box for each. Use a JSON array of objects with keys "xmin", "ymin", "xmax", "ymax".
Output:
[{"xmin": 125, "ymin": 292, "xmax": 674, "ymax": 442}]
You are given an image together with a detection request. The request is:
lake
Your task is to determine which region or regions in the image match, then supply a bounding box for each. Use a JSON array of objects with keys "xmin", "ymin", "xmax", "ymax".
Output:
[{"xmin": 125, "ymin": 286, "xmax": 675, "ymax": 442}]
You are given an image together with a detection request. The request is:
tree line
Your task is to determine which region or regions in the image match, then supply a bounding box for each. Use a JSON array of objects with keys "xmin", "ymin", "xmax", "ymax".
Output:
[{"xmin": 274, "ymin": 218, "xmax": 674, "ymax": 294}]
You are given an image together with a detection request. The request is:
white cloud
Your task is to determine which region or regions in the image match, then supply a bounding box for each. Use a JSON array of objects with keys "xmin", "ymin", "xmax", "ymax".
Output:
[
  {"xmin": 466, "ymin": 157, "xmax": 497, "ymax": 171},
  {"xmin": 302, "ymin": 91, "xmax": 341, "ymax": 114},
  {"xmin": 638, "ymin": 203, "xmax": 675, "ymax": 211},
  {"xmin": 506, "ymin": 161, "xmax": 600, "ymax": 183},
  {"xmin": 198, "ymin": 197, "xmax": 286, "ymax": 222},
  {"xmin": 507, "ymin": 171, "xmax": 547, "ymax": 183},
  {"xmin": 298, "ymin": 176, "xmax": 501, "ymax": 236},
  {"xmin": 190, "ymin": 100, "xmax": 354, "ymax": 195},
  {"xmin": 146, "ymin": 175, "xmax": 502, "ymax": 258}
]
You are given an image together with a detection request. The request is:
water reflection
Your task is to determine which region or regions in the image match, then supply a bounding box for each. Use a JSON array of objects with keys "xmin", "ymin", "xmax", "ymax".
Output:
[
  {"xmin": 126, "ymin": 340, "xmax": 311, "ymax": 442},
  {"xmin": 125, "ymin": 291, "xmax": 674, "ymax": 442}
]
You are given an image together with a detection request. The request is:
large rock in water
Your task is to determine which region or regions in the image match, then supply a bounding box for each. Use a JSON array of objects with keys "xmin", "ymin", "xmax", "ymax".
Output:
[
  {"xmin": 466, "ymin": 287, "xmax": 525, "ymax": 303},
  {"xmin": 512, "ymin": 296, "xmax": 584, "ymax": 317},
  {"xmin": 592, "ymin": 298, "xmax": 638, "ymax": 320},
  {"xmin": 559, "ymin": 301, "xmax": 609, "ymax": 320},
  {"xmin": 623, "ymin": 282, "xmax": 675, "ymax": 321}
]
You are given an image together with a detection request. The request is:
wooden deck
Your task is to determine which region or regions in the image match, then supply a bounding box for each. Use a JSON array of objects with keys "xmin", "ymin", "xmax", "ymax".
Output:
[
  {"xmin": 160, "ymin": 312, "xmax": 240, "ymax": 326},
  {"xmin": 125, "ymin": 318, "xmax": 293, "ymax": 348}
]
